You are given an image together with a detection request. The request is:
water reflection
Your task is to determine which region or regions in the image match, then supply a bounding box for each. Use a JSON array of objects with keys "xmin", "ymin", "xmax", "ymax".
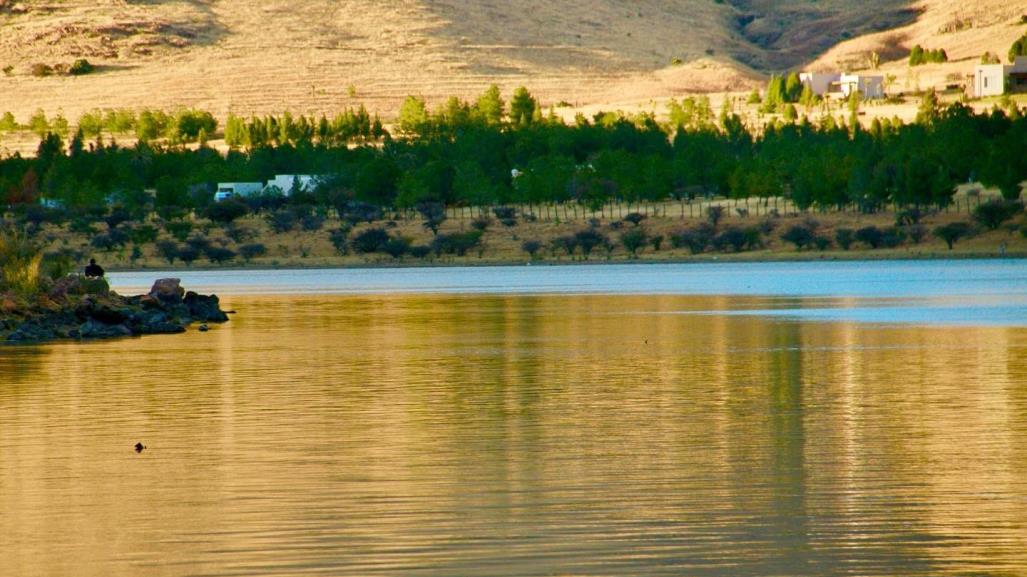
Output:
[{"xmin": 1, "ymin": 294, "xmax": 1026, "ymax": 576}]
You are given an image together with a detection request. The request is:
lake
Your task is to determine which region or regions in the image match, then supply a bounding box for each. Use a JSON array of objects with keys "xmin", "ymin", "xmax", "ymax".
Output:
[{"xmin": 2, "ymin": 260, "xmax": 1027, "ymax": 576}]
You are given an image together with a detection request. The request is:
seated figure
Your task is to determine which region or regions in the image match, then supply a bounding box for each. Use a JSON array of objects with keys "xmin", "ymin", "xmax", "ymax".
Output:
[{"xmin": 84, "ymin": 258, "xmax": 105, "ymax": 279}]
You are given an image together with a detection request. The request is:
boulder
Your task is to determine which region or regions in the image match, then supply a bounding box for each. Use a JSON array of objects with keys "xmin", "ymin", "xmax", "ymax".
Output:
[
  {"xmin": 184, "ymin": 291, "xmax": 229, "ymax": 322},
  {"xmin": 79, "ymin": 319, "xmax": 132, "ymax": 339},
  {"xmin": 149, "ymin": 278, "xmax": 184, "ymax": 305}
]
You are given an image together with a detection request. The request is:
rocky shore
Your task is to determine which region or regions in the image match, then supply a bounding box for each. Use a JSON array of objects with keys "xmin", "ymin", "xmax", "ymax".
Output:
[{"xmin": 1, "ymin": 277, "xmax": 229, "ymax": 344}]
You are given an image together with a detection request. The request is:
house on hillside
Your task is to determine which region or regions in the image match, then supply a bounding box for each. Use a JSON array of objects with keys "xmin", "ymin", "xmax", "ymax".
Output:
[
  {"xmin": 214, "ymin": 182, "xmax": 263, "ymax": 202},
  {"xmin": 263, "ymin": 174, "xmax": 322, "ymax": 196},
  {"xmin": 799, "ymin": 72, "xmax": 885, "ymax": 99},
  {"xmin": 973, "ymin": 56, "xmax": 1027, "ymax": 98}
]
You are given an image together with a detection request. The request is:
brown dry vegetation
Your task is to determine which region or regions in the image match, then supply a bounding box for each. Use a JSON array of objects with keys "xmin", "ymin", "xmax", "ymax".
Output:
[
  {"xmin": 1, "ymin": 0, "xmax": 1022, "ymax": 130},
  {"xmin": 37, "ymin": 201, "xmax": 1027, "ymax": 272}
]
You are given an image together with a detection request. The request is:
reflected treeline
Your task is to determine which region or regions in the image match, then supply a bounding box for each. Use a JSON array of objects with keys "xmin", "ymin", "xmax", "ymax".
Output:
[{"xmin": 1, "ymin": 294, "xmax": 1026, "ymax": 576}]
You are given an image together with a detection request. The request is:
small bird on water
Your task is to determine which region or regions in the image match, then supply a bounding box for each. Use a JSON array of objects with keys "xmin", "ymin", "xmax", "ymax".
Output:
[{"xmin": 135, "ymin": 442, "xmax": 145, "ymax": 453}]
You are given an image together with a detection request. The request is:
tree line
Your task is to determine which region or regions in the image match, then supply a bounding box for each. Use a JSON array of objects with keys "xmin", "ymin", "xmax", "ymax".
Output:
[{"xmin": 1, "ymin": 86, "xmax": 1025, "ymax": 217}]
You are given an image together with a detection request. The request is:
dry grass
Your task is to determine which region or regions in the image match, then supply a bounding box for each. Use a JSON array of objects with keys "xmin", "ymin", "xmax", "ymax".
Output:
[
  {"xmin": 38, "ymin": 201, "xmax": 1026, "ymax": 271},
  {"xmin": 3, "ymin": 0, "xmax": 1019, "ymax": 129}
]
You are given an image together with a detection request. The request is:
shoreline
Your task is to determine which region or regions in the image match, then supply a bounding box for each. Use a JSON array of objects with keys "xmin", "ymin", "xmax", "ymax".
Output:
[{"xmin": 104, "ymin": 249, "xmax": 1026, "ymax": 274}]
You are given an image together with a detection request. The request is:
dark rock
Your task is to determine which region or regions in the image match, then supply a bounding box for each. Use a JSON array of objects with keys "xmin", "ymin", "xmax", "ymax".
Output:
[
  {"xmin": 184, "ymin": 291, "xmax": 229, "ymax": 322},
  {"xmin": 4, "ymin": 279, "xmax": 227, "ymax": 345},
  {"xmin": 79, "ymin": 319, "xmax": 132, "ymax": 339},
  {"xmin": 7, "ymin": 320, "xmax": 56, "ymax": 343},
  {"xmin": 149, "ymin": 278, "xmax": 184, "ymax": 305},
  {"xmin": 198, "ymin": 324, "xmax": 209, "ymax": 332}
]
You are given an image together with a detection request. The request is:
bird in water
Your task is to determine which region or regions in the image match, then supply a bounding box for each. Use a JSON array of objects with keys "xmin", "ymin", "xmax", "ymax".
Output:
[{"xmin": 135, "ymin": 442, "xmax": 145, "ymax": 453}]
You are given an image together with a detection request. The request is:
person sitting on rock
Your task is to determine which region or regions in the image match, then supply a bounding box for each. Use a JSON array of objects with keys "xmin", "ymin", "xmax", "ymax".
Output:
[{"xmin": 84, "ymin": 258, "xmax": 105, "ymax": 279}]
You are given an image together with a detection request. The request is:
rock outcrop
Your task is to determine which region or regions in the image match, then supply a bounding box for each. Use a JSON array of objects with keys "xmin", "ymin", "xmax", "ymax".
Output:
[{"xmin": 2, "ymin": 276, "xmax": 229, "ymax": 344}]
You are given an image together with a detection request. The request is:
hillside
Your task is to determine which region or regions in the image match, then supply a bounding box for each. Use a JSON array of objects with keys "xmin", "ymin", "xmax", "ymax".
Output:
[{"xmin": 0, "ymin": 0, "xmax": 1023, "ymax": 125}]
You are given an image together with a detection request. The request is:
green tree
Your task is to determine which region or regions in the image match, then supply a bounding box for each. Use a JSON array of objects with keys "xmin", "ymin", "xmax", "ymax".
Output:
[
  {"xmin": 933, "ymin": 221, "xmax": 971, "ymax": 249},
  {"xmin": 1010, "ymin": 33, "xmax": 1027, "ymax": 63},
  {"xmin": 510, "ymin": 87, "xmax": 538, "ymax": 126},
  {"xmin": 398, "ymin": 96, "xmax": 429, "ymax": 134},
  {"xmin": 474, "ymin": 85, "xmax": 505, "ymax": 126}
]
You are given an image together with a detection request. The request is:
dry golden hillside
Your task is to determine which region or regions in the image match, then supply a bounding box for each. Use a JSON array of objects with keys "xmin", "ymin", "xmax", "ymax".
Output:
[{"xmin": 0, "ymin": 0, "xmax": 1023, "ymax": 124}]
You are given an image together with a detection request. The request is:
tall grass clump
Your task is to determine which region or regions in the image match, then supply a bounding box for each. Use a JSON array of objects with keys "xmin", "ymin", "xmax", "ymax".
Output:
[{"xmin": 0, "ymin": 230, "xmax": 43, "ymax": 298}]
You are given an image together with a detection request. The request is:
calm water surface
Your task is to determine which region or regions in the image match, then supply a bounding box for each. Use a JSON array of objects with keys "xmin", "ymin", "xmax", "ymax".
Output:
[{"xmin": 2, "ymin": 260, "xmax": 1027, "ymax": 576}]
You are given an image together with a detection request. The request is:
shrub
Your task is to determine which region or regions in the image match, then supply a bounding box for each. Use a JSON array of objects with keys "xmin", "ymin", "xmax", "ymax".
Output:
[
  {"xmin": 329, "ymin": 226, "xmax": 351, "ymax": 255},
  {"xmin": 339, "ymin": 201, "xmax": 382, "ymax": 224},
  {"xmin": 382, "ymin": 237, "xmax": 411, "ymax": 259},
  {"xmin": 205, "ymin": 198, "xmax": 249, "ymax": 224},
  {"xmin": 973, "ymin": 200, "xmax": 1023, "ymax": 231},
  {"xmin": 224, "ymin": 223, "xmax": 256, "ymax": 243},
  {"xmin": 205, "ymin": 246, "xmax": 236, "ymax": 264},
  {"xmin": 550, "ymin": 235, "xmax": 578, "ymax": 257},
  {"xmin": 521, "ymin": 239, "xmax": 542, "ymax": 258},
  {"xmin": 432, "ymin": 231, "xmax": 482, "ymax": 256},
  {"xmin": 493, "ymin": 206, "xmax": 518, "ymax": 227},
  {"xmin": 69, "ymin": 59, "xmax": 94, "ymax": 76},
  {"xmin": 301, "ymin": 214, "xmax": 325, "ymax": 231},
  {"xmin": 671, "ymin": 225, "xmax": 714, "ymax": 254},
  {"xmin": 238, "ymin": 243, "xmax": 267, "ymax": 263},
  {"xmin": 470, "ymin": 216, "xmax": 492, "ymax": 231},
  {"xmin": 185, "ymin": 235, "xmax": 211, "ymax": 253},
  {"xmin": 574, "ymin": 228, "xmax": 608, "ymax": 258},
  {"xmin": 23, "ymin": 205, "xmax": 68, "ymax": 229},
  {"xmin": 933, "ymin": 222, "xmax": 972, "ymax": 249},
  {"xmin": 713, "ymin": 227, "xmax": 747, "ymax": 252},
  {"xmin": 177, "ymin": 245, "xmax": 201, "ymax": 266},
  {"xmin": 623, "ymin": 212, "xmax": 646, "ymax": 226},
  {"xmin": 781, "ymin": 225, "xmax": 815, "ymax": 250},
  {"xmin": 650, "ymin": 234, "xmax": 664, "ymax": 252},
  {"xmin": 835, "ymin": 228, "xmax": 855, "ymax": 250},
  {"xmin": 905, "ymin": 224, "xmax": 928, "ymax": 244},
  {"xmin": 410, "ymin": 245, "xmax": 432, "ymax": 259},
  {"xmin": 416, "ymin": 201, "xmax": 447, "ymax": 234},
  {"xmin": 164, "ymin": 219, "xmax": 193, "ymax": 242},
  {"xmin": 267, "ymin": 209, "xmax": 298, "ymax": 233},
  {"xmin": 30, "ymin": 63, "xmax": 53, "ymax": 77},
  {"xmin": 880, "ymin": 227, "xmax": 905, "ymax": 248},
  {"xmin": 41, "ymin": 250, "xmax": 76, "ymax": 280},
  {"xmin": 155, "ymin": 240, "xmax": 179, "ymax": 264},
  {"xmin": 814, "ymin": 236, "xmax": 832, "ymax": 251},
  {"xmin": 0, "ymin": 230, "xmax": 42, "ymax": 297},
  {"xmin": 351, "ymin": 227, "xmax": 391, "ymax": 254},
  {"xmin": 855, "ymin": 226, "xmax": 885, "ymax": 249},
  {"xmin": 621, "ymin": 228, "xmax": 649, "ymax": 257}
]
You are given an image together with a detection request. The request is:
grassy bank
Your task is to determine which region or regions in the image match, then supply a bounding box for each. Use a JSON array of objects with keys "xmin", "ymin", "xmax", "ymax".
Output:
[{"xmin": 20, "ymin": 200, "xmax": 1025, "ymax": 273}]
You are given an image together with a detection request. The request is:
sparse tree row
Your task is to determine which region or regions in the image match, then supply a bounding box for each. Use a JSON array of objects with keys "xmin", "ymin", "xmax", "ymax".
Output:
[{"xmin": 1, "ymin": 86, "xmax": 1025, "ymax": 217}]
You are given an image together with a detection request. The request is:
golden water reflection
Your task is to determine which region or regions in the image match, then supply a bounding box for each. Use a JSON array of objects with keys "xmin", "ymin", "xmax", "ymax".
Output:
[{"xmin": 2, "ymin": 294, "xmax": 1026, "ymax": 576}]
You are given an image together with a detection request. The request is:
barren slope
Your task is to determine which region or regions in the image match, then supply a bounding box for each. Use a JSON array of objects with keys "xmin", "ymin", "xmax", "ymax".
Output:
[{"xmin": 0, "ymin": 0, "xmax": 1023, "ymax": 125}]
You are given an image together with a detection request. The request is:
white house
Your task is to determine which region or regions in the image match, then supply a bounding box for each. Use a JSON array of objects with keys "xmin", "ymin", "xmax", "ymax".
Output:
[
  {"xmin": 798, "ymin": 72, "xmax": 839, "ymax": 96},
  {"xmin": 835, "ymin": 74, "xmax": 884, "ymax": 99},
  {"xmin": 214, "ymin": 182, "xmax": 263, "ymax": 202},
  {"xmin": 973, "ymin": 56, "xmax": 1027, "ymax": 98},
  {"xmin": 799, "ymin": 71, "xmax": 885, "ymax": 99},
  {"xmin": 263, "ymin": 174, "xmax": 321, "ymax": 196}
]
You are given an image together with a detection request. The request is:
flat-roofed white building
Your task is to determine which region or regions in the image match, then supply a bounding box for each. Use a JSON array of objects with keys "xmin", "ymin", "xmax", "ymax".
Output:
[
  {"xmin": 835, "ymin": 74, "xmax": 885, "ymax": 99},
  {"xmin": 263, "ymin": 174, "xmax": 322, "ymax": 196},
  {"xmin": 799, "ymin": 72, "xmax": 840, "ymax": 96},
  {"xmin": 800, "ymin": 71, "xmax": 885, "ymax": 99},
  {"xmin": 973, "ymin": 56, "xmax": 1027, "ymax": 98},
  {"xmin": 214, "ymin": 182, "xmax": 263, "ymax": 202}
]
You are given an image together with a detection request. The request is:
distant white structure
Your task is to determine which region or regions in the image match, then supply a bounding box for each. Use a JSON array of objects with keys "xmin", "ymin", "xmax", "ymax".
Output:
[
  {"xmin": 798, "ymin": 72, "xmax": 838, "ymax": 96},
  {"xmin": 263, "ymin": 174, "xmax": 321, "ymax": 196},
  {"xmin": 973, "ymin": 56, "xmax": 1027, "ymax": 98},
  {"xmin": 214, "ymin": 182, "xmax": 263, "ymax": 202},
  {"xmin": 799, "ymin": 72, "xmax": 885, "ymax": 99}
]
